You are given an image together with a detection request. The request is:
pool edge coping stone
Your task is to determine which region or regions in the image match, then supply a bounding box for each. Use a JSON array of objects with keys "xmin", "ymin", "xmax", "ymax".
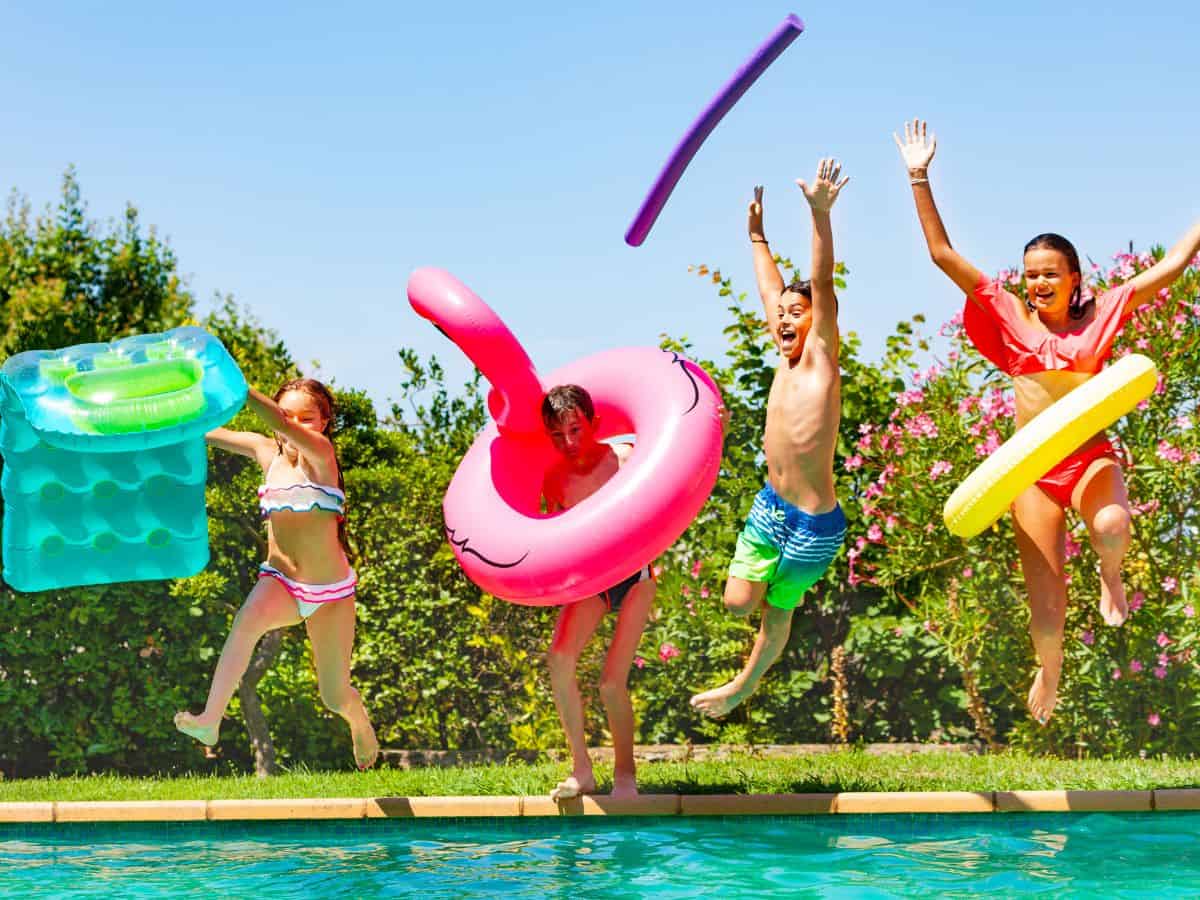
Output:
[{"xmin": 0, "ymin": 790, "xmax": 1194, "ymax": 823}]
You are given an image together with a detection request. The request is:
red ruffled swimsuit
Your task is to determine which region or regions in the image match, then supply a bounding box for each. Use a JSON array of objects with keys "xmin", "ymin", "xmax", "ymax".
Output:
[{"xmin": 963, "ymin": 277, "xmax": 1137, "ymax": 507}]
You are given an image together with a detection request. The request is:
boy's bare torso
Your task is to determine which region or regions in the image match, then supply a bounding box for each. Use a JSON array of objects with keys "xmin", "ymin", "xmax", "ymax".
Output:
[
  {"xmin": 764, "ymin": 346, "xmax": 840, "ymax": 514},
  {"xmin": 544, "ymin": 443, "xmax": 633, "ymax": 511}
]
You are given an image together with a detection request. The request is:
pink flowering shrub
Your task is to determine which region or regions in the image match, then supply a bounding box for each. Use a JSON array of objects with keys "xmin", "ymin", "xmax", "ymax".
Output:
[{"xmin": 851, "ymin": 248, "xmax": 1200, "ymax": 755}]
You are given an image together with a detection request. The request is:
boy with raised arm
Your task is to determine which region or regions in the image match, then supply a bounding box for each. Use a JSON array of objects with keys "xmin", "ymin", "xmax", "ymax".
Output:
[{"xmin": 691, "ymin": 158, "xmax": 849, "ymax": 719}]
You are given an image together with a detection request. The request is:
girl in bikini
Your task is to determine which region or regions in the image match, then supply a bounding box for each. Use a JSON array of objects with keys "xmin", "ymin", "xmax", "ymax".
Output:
[
  {"xmin": 895, "ymin": 119, "xmax": 1200, "ymax": 724},
  {"xmin": 175, "ymin": 378, "xmax": 379, "ymax": 768}
]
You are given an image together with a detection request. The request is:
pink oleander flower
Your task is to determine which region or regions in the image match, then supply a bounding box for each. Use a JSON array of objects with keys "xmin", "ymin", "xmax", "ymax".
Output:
[
  {"xmin": 864, "ymin": 483, "xmax": 884, "ymax": 500},
  {"xmin": 929, "ymin": 460, "xmax": 953, "ymax": 480},
  {"xmin": 856, "ymin": 435, "xmax": 872, "ymax": 451},
  {"xmin": 1158, "ymin": 652, "xmax": 1170, "ymax": 667},
  {"xmin": 1154, "ymin": 666, "xmax": 1168, "ymax": 680},
  {"xmin": 957, "ymin": 397, "xmax": 977, "ymax": 416},
  {"xmin": 1148, "ymin": 712, "xmax": 1161, "ymax": 727},
  {"xmin": 686, "ymin": 601, "xmax": 695, "ymax": 616},
  {"xmin": 690, "ymin": 559, "xmax": 702, "ymax": 578},
  {"xmin": 1157, "ymin": 441, "xmax": 1184, "ymax": 464},
  {"xmin": 845, "ymin": 454, "xmax": 864, "ymax": 471},
  {"xmin": 947, "ymin": 350, "xmax": 959, "ymax": 362},
  {"xmin": 1157, "ymin": 632, "xmax": 1172, "ymax": 647},
  {"xmin": 1156, "ymin": 375, "xmax": 1167, "ymax": 395},
  {"xmin": 658, "ymin": 642, "xmax": 680, "ymax": 663},
  {"xmin": 925, "ymin": 523, "xmax": 936, "ymax": 533},
  {"xmin": 905, "ymin": 413, "xmax": 939, "ymax": 439},
  {"xmin": 859, "ymin": 423, "xmax": 874, "ymax": 435},
  {"xmin": 1064, "ymin": 533, "xmax": 1081, "ymax": 561},
  {"xmin": 1112, "ymin": 668, "xmax": 1122, "ymax": 681},
  {"xmin": 1136, "ymin": 337, "xmax": 1150, "ymax": 350},
  {"xmin": 885, "ymin": 515, "xmax": 898, "ymax": 530},
  {"xmin": 1130, "ymin": 660, "xmax": 1144, "ymax": 674},
  {"xmin": 1130, "ymin": 592, "xmax": 1145, "ymax": 612},
  {"xmin": 974, "ymin": 430, "xmax": 1002, "ymax": 457},
  {"xmin": 634, "ymin": 656, "xmax": 646, "ymax": 669},
  {"xmin": 1185, "ymin": 605, "xmax": 1195, "ymax": 618},
  {"xmin": 962, "ymin": 567, "xmax": 974, "ymax": 579},
  {"xmin": 652, "ymin": 565, "xmax": 663, "ymax": 578},
  {"xmin": 1137, "ymin": 400, "xmax": 1150, "ymax": 412},
  {"xmin": 867, "ymin": 524, "xmax": 884, "ymax": 543},
  {"xmin": 855, "ymin": 536, "xmax": 868, "ymax": 551},
  {"xmin": 896, "ymin": 388, "xmax": 926, "ymax": 407},
  {"xmin": 700, "ymin": 587, "xmax": 710, "ymax": 599},
  {"xmin": 681, "ymin": 585, "xmax": 691, "ymax": 597},
  {"xmin": 1162, "ymin": 577, "xmax": 1178, "ymax": 594},
  {"xmin": 923, "ymin": 620, "xmax": 933, "ymax": 632},
  {"xmin": 1190, "ymin": 452, "xmax": 1200, "ymax": 466},
  {"xmin": 1080, "ymin": 630, "xmax": 1094, "ymax": 646},
  {"xmin": 892, "ymin": 626, "xmax": 904, "ymax": 637}
]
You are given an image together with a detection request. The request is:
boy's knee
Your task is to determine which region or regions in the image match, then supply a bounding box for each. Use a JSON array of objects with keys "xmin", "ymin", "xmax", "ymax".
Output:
[
  {"xmin": 724, "ymin": 586, "xmax": 760, "ymax": 618},
  {"xmin": 546, "ymin": 648, "xmax": 577, "ymax": 678},
  {"xmin": 598, "ymin": 675, "xmax": 628, "ymax": 707}
]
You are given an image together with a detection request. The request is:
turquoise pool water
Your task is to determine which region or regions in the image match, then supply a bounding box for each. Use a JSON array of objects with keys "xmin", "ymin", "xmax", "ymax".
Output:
[{"xmin": 0, "ymin": 812, "xmax": 1195, "ymax": 896}]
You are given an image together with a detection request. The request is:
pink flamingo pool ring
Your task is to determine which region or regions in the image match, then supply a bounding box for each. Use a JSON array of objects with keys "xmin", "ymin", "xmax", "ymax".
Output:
[{"xmin": 407, "ymin": 268, "xmax": 724, "ymax": 605}]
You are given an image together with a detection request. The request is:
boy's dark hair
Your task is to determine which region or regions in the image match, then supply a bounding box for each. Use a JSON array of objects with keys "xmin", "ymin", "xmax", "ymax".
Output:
[
  {"xmin": 782, "ymin": 278, "xmax": 812, "ymax": 299},
  {"xmin": 541, "ymin": 384, "xmax": 595, "ymax": 428},
  {"xmin": 782, "ymin": 277, "xmax": 838, "ymax": 312},
  {"xmin": 1024, "ymin": 232, "xmax": 1091, "ymax": 320}
]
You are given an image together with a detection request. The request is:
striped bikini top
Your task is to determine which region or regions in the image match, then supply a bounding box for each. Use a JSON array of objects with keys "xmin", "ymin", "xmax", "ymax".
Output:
[{"xmin": 258, "ymin": 455, "xmax": 345, "ymax": 519}]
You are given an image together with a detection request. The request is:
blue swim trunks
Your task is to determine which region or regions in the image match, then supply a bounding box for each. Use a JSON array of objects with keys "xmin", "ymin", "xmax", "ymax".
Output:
[{"xmin": 728, "ymin": 483, "xmax": 846, "ymax": 610}]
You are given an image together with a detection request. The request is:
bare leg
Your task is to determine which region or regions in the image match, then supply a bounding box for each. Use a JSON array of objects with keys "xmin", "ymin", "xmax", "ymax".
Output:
[
  {"xmin": 175, "ymin": 577, "xmax": 300, "ymax": 745},
  {"xmin": 1073, "ymin": 459, "xmax": 1132, "ymax": 627},
  {"xmin": 307, "ymin": 595, "xmax": 378, "ymax": 769},
  {"xmin": 546, "ymin": 596, "xmax": 607, "ymax": 801},
  {"xmin": 691, "ymin": 577, "xmax": 792, "ymax": 719},
  {"xmin": 1012, "ymin": 486, "xmax": 1068, "ymax": 725},
  {"xmin": 598, "ymin": 579, "xmax": 655, "ymax": 799}
]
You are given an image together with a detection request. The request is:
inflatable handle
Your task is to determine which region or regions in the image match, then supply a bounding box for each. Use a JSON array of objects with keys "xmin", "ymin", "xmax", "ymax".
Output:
[
  {"xmin": 407, "ymin": 267, "xmax": 545, "ymax": 434},
  {"xmin": 624, "ymin": 13, "xmax": 805, "ymax": 247}
]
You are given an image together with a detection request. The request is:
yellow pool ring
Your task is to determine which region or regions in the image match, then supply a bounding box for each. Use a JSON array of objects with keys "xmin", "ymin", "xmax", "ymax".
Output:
[{"xmin": 943, "ymin": 353, "xmax": 1158, "ymax": 538}]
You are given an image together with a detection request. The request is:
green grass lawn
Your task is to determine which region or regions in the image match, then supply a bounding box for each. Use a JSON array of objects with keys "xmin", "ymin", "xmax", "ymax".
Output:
[{"xmin": 2, "ymin": 751, "xmax": 1200, "ymax": 802}]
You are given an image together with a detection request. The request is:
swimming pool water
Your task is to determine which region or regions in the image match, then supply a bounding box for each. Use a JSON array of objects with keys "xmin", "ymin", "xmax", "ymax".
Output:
[{"xmin": 0, "ymin": 812, "xmax": 1195, "ymax": 897}]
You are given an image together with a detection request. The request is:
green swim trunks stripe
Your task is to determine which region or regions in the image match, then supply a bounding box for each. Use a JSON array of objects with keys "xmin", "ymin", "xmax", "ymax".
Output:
[{"xmin": 728, "ymin": 483, "xmax": 846, "ymax": 610}]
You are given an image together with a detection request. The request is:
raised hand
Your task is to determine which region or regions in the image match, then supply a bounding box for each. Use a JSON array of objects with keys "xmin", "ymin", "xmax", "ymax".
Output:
[
  {"xmin": 893, "ymin": 118, "xmax": 936, "ymax": 173},
  {"xmin": 748, "ymin": 185, "xmax": 765, "ymax": 240},
  {"xmin": 796, "ymin": 158, "xmax": 850, "ymax": 213}
]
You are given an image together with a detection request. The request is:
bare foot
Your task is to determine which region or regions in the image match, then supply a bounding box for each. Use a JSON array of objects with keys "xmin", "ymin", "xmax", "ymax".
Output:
[
  {"xmin": 174, "ymin": 711, "xmax": 220, "ymax": 746},
  {"xmin": 689, "ymin": 681, "xmax": 747, "ymax": 719},
  {"xmin": 351, "ymin": 716, "xmax": 379, "ymax": 770},
  {"xmin": 610, "ymin": 772, "xmax": 639, "ymax": 800},
  {"xmin": 1099, "ymin": 574, "xmax": 1129, "ymax": 627},
  {"xmin": 550, "ymin": 771, "xmax": 597, "ymax": 803},
  {"xmin": 1026, "ymin": 668, "xmax": 1059, "ymax": 725}
]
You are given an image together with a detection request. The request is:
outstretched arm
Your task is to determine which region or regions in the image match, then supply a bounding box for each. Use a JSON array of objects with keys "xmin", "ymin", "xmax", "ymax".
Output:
[
  {"xmin": 1125, "ymin": 220, "xmax": 1200, "ymax": 311},
  {"xmin": 797, "ymin": 158, "xmax": 849, "ymax": 356},
  {"xmin": 894, "ymin": 119, "xmax": 984, "ymax": 295},
  {"xmin": 205, "ymin": 427, "xmax": 274, "ymax": 461},
  {"xmin": 245, "ymin": 386, "xmax": 334, "ymax": 462},
  {"xmin": 748, "ymin": 186, "xmax": 785, "ymax": 338}
]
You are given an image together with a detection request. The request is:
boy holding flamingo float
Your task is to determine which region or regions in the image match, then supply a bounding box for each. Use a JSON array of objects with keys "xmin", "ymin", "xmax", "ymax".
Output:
[
  {"xmin": 540, "ymin": 385, "xmax": 656, "ymax": 802},
  {"xmin": 691, "ymin": 158, "xmax": 849, "ymax": 719}
]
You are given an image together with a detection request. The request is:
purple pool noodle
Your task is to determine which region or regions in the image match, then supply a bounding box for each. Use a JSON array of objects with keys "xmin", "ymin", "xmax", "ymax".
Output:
[{"xmin": 624, "ymin": 14, "xmax": 805, "ymax": 248}]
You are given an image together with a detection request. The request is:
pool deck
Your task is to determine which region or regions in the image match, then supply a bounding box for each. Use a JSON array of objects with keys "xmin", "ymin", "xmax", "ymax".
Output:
[{"xmin": 3, "ymin": 789, "xmax": 1200, "ymax": 822}]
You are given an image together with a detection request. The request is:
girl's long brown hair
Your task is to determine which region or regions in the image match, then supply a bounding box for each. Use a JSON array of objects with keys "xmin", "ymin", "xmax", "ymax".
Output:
[{"xmin": 272, "ymin": 378, "xmax": 351, "ymax": 557}]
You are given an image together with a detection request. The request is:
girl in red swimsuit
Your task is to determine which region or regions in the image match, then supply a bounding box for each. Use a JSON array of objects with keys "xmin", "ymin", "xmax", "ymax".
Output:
[{"xmin": 895, "ymin": 119, "xmax": 1200, "ymax": 725}]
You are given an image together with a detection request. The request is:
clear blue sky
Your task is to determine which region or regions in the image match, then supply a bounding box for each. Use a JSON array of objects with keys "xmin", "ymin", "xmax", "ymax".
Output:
[{"xmin": 2, "ymin": 1, "xmax": 1197, "ymax": 410}]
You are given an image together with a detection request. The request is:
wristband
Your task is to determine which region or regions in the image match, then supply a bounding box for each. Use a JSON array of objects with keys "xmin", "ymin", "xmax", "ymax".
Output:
[{"xmin": 750, "ymin": 238, "xmax": 768, "ymax": 244}]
